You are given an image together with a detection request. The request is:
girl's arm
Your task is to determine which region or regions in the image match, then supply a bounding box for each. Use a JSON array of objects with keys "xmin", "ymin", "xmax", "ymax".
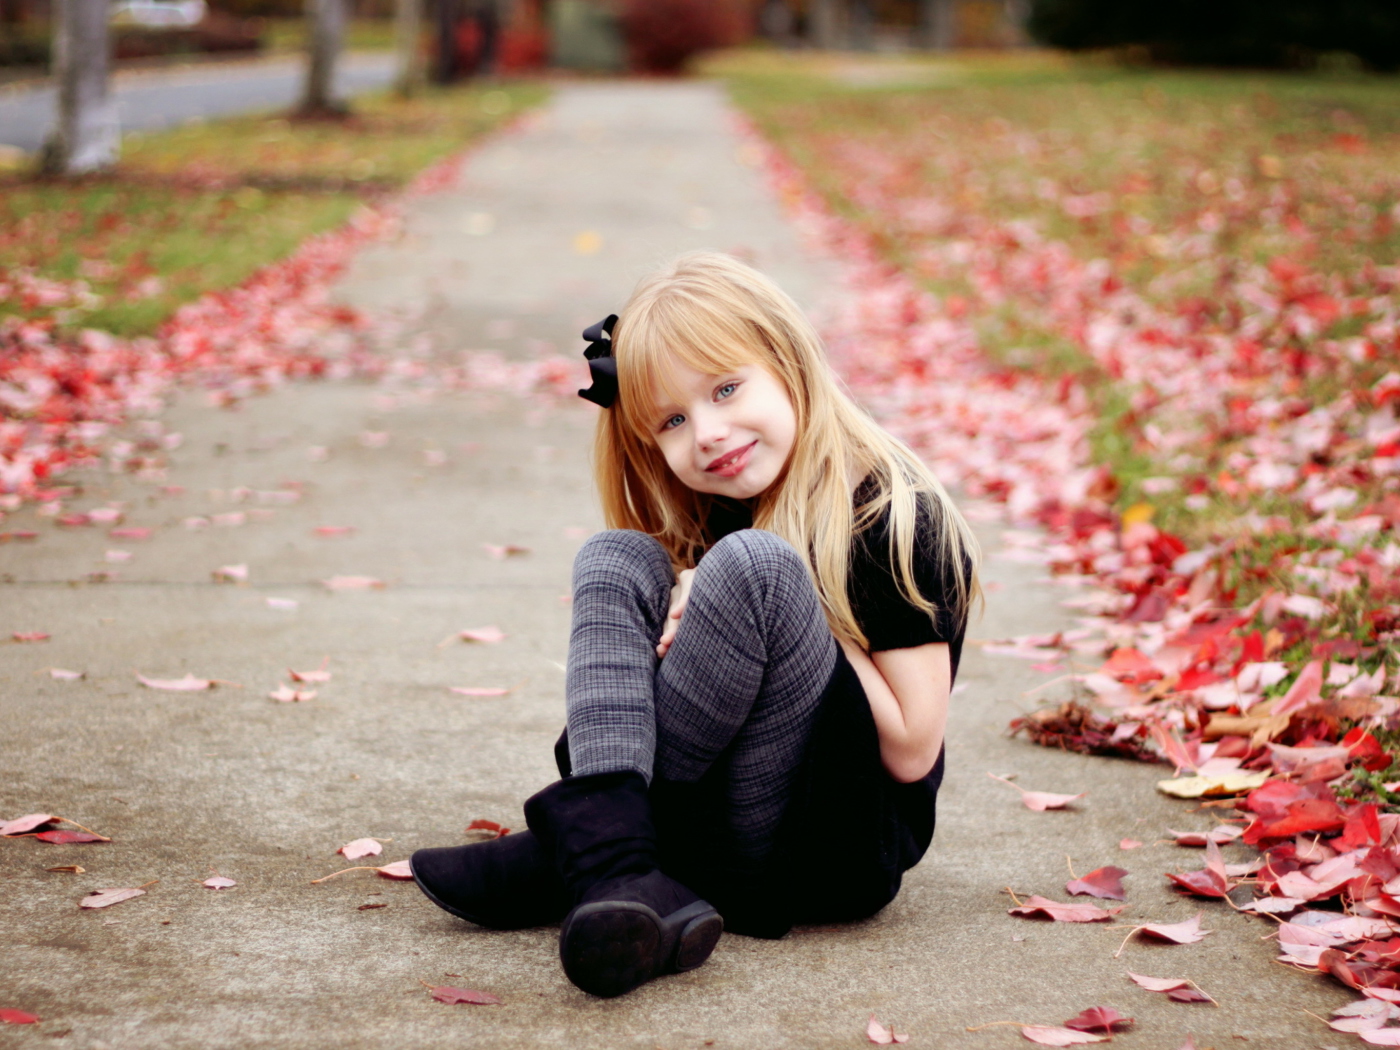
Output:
[{"xmin": 838, "ymin": 638, "xmax": 950, "ymax": 783}]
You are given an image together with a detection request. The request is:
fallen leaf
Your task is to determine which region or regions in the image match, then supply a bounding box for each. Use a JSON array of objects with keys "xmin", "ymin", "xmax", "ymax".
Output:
[
  {"xmin": 1008, "ymin": 894, "xmax": 1125, "ymax": 922},
  {"xmin": 1063, "ymin": 1006, "xmax": 1133, "ymax": 1034},
  {"xmin": 1126, "ymin": 971, "xmax": 1216, "ymax": 1003},
  {"xmin": 376, "ymin": 860, "xmax": 412, "ymax": 879},
  {"xmin": 0, "ymin": 1009, "xmax": 39, "ymax": 1025},
  {"xmin": 339, "ymin": 838, "xmax": 383, "ymax": 860},
  {"xmin": 266, "ymin": 597, "xmax": 299, "ymax": 610},
  {"xmin": 867, "ymin": 1014, "xmax": 910, "ymax": 1044},
  {"xmin": 289, "ymin": 667, "xmax": 331, "ymax": 684},
  {"xmin": 268, "ymin": 685, "xmax": 316, "ymax": 702},
  {"xmin": 1129, "ymin": 913, "xmax": 1212, "ymax": 946},
  {"xmin": 458, "ymin": 626, "xmax": 506, "ymax": 644},
  {"xmin": 323, "ymin": 576, "xmax": 384, "ymax": 590},
  {"xmin": 1167, "ymin": 826, "xmax": 1243, "ymax": 847},
  {"xmin": 12, "ymin": 632, "xmax": 49, "ymax": 642},
  {"xmin": 358, "ymin": 902, "xmax": 388, "ymax": 910},
  {"xmin": 1066, "ymin": 866, "xmax": 1129, "ymax": 901},
  {"xmin": 427, "ymin": 984, "xmax": 502, "ymax": 1006},
  {"xmin": 138, "ymin": 673, "xmax": 213, "ymax": 692},
  {"xmin": 203, "ymin": 875, "xmax": 236, "ymax": 889},
  {"xmin": 212, "ymin": 564, "xmax": 248, "ymax": 583},
  {"xmin": 988, "ymin": 773, "xmax": 1086, "ymax": 811},
  {"xmin": 47, "ymin": 668, "xmax": 84, "ymax": 680},
  {"xmin": 0, "ymin": 813, "xmax": 57, "ymax": 835},
  {"xmin": 1119, "ymin": 838, "xmax": 1144, "ymax": 850},
  {"xmin": 1156, "ymin": 772, "xmax": 1268, "ymax": 798},
  {"xmin": 314, "ymin": 526, "xmax": 356, "ymax": 537},
  {"xmin": 45, "ymin": 865, "xmax": 85, "ymax": 873},
  {"xmin": 483, "ymin": 543, "xmax": 531, "ymax": 560},
  {"xmin": 109, "ymin": 527, "xmax": 152, "ymax": 540},
  {"xmin": 466, "ymin": 818, "xmax": 510, "ymax": 838},
  {"xmin": 450, "ymin": 686, "xmax": 511, "ymax": 697},
  {"xmin": 1020, "ymin": 1025, "xmax": 1108, "ymax": 1045},
  {"xmin": 34, "ymin": 830, "xmax": 106, "ymax": 844},
  {"xmin": 79, "ymin": 887, "xmax": 146, "ymax": 909},
  {"xmin": 1361, "ymin": 1032, "xmax": 1400, "ymax": 1046}
]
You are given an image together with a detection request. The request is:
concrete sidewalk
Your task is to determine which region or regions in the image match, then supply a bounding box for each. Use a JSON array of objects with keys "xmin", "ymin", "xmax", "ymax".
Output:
[{"xmin": 2, "ymin": 82, "xmax": 1349, "ymax": 1049}]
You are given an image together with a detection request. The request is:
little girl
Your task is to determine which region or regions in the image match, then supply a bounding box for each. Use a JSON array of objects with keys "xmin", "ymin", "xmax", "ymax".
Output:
[{"xmin": 411, "ymin": 251, "xmax": 980, "ymax": 998}]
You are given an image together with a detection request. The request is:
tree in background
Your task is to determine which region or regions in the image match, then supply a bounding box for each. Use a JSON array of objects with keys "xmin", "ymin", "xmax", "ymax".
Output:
[
  {"xmin": 301, "ymin": 0, "xmax": 348, "ymax": 115},
  {"xmin": 394, "ymin": 0, "xmax": 426, "ymax": 95},
  {"xmin": 619, "ymin": 0, "xmax": 746, "ymax": 73},
  {"xmin": 1027, "ymin": 0, "xmax": 1399, "ymax": 71},
  {"xmin": 40, "ymin": 0, "xmax": 118, "ymax": 176},
  {"xmin": 918, "ymin": 0, "xmax": 957, "ymax": 49}
]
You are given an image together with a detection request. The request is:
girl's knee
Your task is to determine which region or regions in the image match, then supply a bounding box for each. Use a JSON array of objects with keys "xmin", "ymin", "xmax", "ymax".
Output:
[
  {"xmin": 704, "ymin": 529, "xmax": 805, "ymax": 581},
  {"xmin": 572, "ymin": 529, "xmax": 673, "ymax": 590}
]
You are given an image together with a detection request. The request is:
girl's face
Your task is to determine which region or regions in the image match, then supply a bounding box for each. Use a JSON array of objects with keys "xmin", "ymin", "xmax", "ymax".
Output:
[{"xmin": 648, "ymin": 361, "xmax": 797, "ymax": 499}]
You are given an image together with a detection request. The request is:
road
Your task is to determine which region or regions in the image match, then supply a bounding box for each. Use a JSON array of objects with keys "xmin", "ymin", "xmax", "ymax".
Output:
[{"xmin": 0, "ymin": 52, "xmax": 395, "ymax": 153}]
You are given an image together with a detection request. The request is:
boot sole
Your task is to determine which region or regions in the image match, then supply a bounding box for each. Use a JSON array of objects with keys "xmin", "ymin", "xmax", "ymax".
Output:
[{"xmin": 559, "ymin": 899, "xmax": 722, "ymax": 998}]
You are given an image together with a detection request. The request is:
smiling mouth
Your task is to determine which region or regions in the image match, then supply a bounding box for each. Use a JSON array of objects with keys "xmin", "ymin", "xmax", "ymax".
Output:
[{"xmin": 705, "ymin": 441, "xmax": 757, "ymax": 477}]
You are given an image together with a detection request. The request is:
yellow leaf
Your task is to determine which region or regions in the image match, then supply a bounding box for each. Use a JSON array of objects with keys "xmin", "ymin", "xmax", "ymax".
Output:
[
  {"xmin": 1121, "ymin": 502, "xmax": 1155, "ymax": 527},
  {"xmin": 1157, "ymin": 771, "xmax": 1269, "ymax": 799}
]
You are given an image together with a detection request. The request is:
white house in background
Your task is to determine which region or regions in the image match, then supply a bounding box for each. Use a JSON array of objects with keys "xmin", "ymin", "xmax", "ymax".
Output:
[{"xmin": 109, "ymin": 0, "xmax": 206, "ymax": 28}]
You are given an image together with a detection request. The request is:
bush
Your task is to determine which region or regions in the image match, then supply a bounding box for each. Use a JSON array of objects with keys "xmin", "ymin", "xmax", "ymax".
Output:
[
  {"xmin": 1026, "ymin": 0, "xmax": 1400, "ymax": 71},
  {"xmin": 619, "ymin": 0, "xmax": 747, "ymax": 74}
]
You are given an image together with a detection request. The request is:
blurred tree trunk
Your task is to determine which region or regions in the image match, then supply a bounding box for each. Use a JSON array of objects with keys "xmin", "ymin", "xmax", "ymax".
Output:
[
  {"xmin": 809, "ymin": 0, "xmax": 842, "ymax": 49},
  {"xmin": 40, "ymin": 0, "xmax": 118, "ymax": 176},
  {"xmin": 918, "ymin": 0, "xmax": 958, "ymax": 49},
  {"xmin": 301, "ymin": 0, "xmax": 348, "ymax": 116},
  {"xmin": 849, "ymin": 0, "xmax": 874, "ymax": 49},
  {"xmin": 433, "ymin": 0, "xmax": 459, "ymax": 83},
  {"xmin": 394, "ymin": 0, "xmax": 426, "ymax": 95}
]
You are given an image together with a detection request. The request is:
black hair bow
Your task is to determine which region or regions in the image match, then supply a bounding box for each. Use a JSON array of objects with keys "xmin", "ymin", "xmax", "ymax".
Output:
[{"xmin": 578, "ymin": 314, "xmax": 619, "ymax": 408}]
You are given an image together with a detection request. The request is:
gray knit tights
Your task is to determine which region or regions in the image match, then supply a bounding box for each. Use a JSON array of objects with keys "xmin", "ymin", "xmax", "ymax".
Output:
[{"xmin": 565, "ymin": 528, "xmax": 838, "ymax": 861}]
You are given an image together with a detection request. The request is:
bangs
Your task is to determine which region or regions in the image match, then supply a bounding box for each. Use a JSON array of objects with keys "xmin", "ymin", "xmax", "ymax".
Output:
[{"xmin": 613, "ymin": 289, "xmax": 772, "ymax": 439}]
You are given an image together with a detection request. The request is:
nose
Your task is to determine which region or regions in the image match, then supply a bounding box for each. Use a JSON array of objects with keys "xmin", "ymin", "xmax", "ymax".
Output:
[{"xmin": 691, "ymin": 405, "xmax": 728, "ymax": 450}]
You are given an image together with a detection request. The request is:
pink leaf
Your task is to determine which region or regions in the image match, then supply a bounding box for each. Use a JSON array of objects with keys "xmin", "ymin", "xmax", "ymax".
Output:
[
  {"xmin": 289, "ymin": 668, "xmax": 331, "ymax": 683},
  {"xmin": 35, "ymin": 830, "xmax": 105, "ymax": 844},
  {"xmin": 1119, "ymin": 838, "xmax": 1144, "ymax": 850},
  {"xmin": 451, "ymin": 686, "xmax": 510, "ymax": 697},
  {"xmin": 338, "ymin": 838, "xmax": 382, "ymax": 860},
  {"xmin": 1066, "ymin": 866, "xmax": 1128, "ymax": 900},
  {"xmin": 212, "ymin": 564, "xmax": 248, "ymax": 583},
  {"xmin": 266, "ymin": 598, "xmax": 299, "ymax": 610},
  {"xmin": 138, "ymin": 673, "xmax": 213, "ymax": 692},
  {"xmin": 314, "ymin": 526, "xmax": 356, "ymax": 537},
  {"xmin": 1008, "ymin": 895, "xmax": 1126, "ymax": 923},
  {"xmin": 1361, "ymin": 1032, "xmax": 1400, "ymax": 1046},
  {"xmin": 1272, "ymin": 660, "xmax": 1323, "ymax": 717},
  {"xmin": 1126, "ymin": 972, "xmax": 1215, "ymax": 1004},
  {"xmin": 323, "ymin": 576, "xmax": 384, "ymax": 591},
  {"xmin": 1135, "ymin": 913, "xmax": 1212, "ymax": 944},
  {"xmin": 269, "ymin": 685, "xmax": 316, "ymax": 702},
  {"xmin": 48, "ymin": 668, "xmax": 84, "ymax": 680},
  {"xmin": 109, "ymin": 527, "xmax": 152, "ymax": 540},
  {"xmin": 79, "ymin": 887, "xmax": 145, "ymax": 909},
  {"xmin": 203, "ymin": 875, "xmax": 237, "ymax": 889},
  {"xmin": 1063, "ymin": 1007, "xmax": 1133, "ymax": 1034},
  {"xmin": 12, "ymin": 631, "xmax": 50, "ymax": 642},
  {"xmin": 866, "ymin": 1015, "xmax": 909, "ymax": 1044},
  {"xmin": 0, "ymin": 813, "xmax": 57, "ymax": 835},
  {"xmin": 987, "ymin": 773, "xmax": 1085, "ymax": 811},
  {"xmin": 428, "ymin": 985, "xmax": 502, "ymax": 1005},
  {"xmin": 1020, "ymin": 1025, "xmax": 1109, "ymax": 1045},
  {"xmin": 376, "ymin": 860, "xmax": 413, "ymax": 879},
  {"xmin": 483, "ymin": 543, "xmax": 531, "ymax": 560},
  {"xmin": 0, "ymin": 1009, "xmax": 40, "ymax": 1025},
  {"xmin": 459, "ymin": 626, "xmax": 506, "ymax": 644}
]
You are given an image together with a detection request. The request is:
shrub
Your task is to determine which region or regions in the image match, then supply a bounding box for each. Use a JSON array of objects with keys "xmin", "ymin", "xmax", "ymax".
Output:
[
  {"xmin": 1026, "ymin": 0, "xmax": 1400, "ymax": 72},
  {"xmin": 619, "ymin": 0, "xmax": 747, "ymax": 74}
]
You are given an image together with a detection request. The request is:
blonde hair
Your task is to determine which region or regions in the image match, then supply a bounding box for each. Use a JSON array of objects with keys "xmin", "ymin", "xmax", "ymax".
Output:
[{"xmin": 594, "ymin": 251, "xmax": 981, "ymax": 648}]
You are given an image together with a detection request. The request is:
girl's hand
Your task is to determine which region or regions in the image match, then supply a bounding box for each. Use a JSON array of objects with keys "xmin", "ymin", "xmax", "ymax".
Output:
[{"xmin": 656, "ymin": 568, "xmax": 695, "ymax": 658}]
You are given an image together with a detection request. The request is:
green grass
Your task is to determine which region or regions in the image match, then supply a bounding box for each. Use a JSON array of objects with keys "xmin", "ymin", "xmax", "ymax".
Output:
[
  {"xmin": 0, "ymin": 81, "xmax": 548, "ymax": 337},
  {"xmin": 262, "ymin": 17, "xmax": 398, "ymax": 54}
]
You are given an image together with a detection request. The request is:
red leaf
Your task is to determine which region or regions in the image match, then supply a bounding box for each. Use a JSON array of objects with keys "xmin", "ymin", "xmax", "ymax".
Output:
[
  {"xmin": 1063, "ymin": 1007, "xmax": 1133, "ymax": 1034},
  {"xmin": 1133, "ymin": 913, "xmax": 1212, "ymax": 944},
  {"xmin": 428, "ymin": 985, "xmax": 502, "ymax": 1005},
  {"xmin": 34, "ymin": 830, "xmax": 105, "ymax": 844},
  {"xmin": 12, "ymin": 631, "xmax": 50, "ymax": 642},
  {"xmin": 466, "ymin": 819, "xmax": 510, "ymax": 838},
  {"xmin": 1066, "ymin": 866, "xmax": 1128, "ymax": 901},
  {"xmin": 0, "ymin": 1009, "xmax": 40, "ymax": 1025},
  {"xmin": 1099, "ymin": 648, "xmax": 1161, "ymax": 684},
  {"xmin": 1272, "ymin": 659, "xmax": 1323, "ymax": 717},
  {"xmin": 1009, "ymin": 895, "xmax": 1125, "ymax": 923}
]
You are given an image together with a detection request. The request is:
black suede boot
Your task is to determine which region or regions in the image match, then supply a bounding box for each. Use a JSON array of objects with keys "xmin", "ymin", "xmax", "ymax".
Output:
[
  {"xmin": 410, "ymin": 830, "xmax": 570, "ymax": 930},
  {"xmin": 524, "ymin": 771, "xmax": 724, "ymax": 998}
]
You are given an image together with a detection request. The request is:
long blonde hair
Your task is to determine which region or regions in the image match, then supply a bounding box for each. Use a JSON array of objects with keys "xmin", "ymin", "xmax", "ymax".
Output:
[{"xmin": 594, "ymin": 251, "xmax": 981, "ymax": 648}]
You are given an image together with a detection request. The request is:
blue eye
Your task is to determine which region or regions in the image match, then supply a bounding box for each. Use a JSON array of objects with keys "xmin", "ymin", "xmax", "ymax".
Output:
[
  {"xmin": 716, "ymin": 382, "xmax": 737, "ymax": 400},
  {"xmin": 661, "ymin": 413, "xmax": 685, "ymax": 431}
]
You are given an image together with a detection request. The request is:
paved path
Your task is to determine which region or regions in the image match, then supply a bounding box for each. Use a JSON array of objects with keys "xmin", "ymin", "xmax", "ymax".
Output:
[
  {"xmin": 0, "ymin": 52, "xmax": 394, "ymax": 153},
  {"xmin": 2, "ymin": 82, "xmax": 1349, "ymax": 1049}
]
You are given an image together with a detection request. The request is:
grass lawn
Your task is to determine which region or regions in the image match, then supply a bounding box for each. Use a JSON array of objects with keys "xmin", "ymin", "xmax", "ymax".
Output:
[
  {"xmin": 0, "ymin": 81, "xmax": 547, "ymax": 337},
  {"xmin": 714, "ymin": 50, "xmax": 1400, "ymax": 556}
]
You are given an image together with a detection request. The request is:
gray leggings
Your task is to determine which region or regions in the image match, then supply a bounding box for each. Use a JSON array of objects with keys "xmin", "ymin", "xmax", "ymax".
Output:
[{"xmin": 565, "ymin": 529, "xmax": 838, "ymax": 861}]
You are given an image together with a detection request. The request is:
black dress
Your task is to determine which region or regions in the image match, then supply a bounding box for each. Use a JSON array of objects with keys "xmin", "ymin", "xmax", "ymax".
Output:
[{"xmin": 649, "ymin": 484, "xmax": 968, "ymax": 938}]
